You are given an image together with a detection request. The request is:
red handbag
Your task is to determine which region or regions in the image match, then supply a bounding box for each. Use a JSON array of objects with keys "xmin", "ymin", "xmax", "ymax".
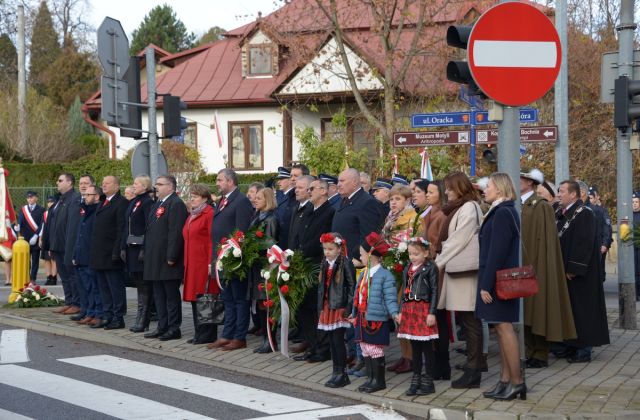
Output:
[{"xmin": 495, "ymin": 265, "xmax": 538, "ymax": 300}]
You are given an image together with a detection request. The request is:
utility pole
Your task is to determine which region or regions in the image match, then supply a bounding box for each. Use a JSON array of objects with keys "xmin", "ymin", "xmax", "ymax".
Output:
[
  {"xmin": 146, "ymin": 47, "xmax": 159, "ymax": 183},
  {"xmin": 615, "ymin": 0, "xmax": 637, "ymax": 329},
  {"xmin": 554, "ymin": 0, "xmax": 569, "ymax": 185},
  {"xmin": 17, "ymin": 5, "xmax": 26, "ymax": 156}
]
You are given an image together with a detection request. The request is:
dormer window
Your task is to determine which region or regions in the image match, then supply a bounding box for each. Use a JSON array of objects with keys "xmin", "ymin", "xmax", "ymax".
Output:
[{"xmin": 249, "ymin": 45, "xmax": 272, "ymax": 75}]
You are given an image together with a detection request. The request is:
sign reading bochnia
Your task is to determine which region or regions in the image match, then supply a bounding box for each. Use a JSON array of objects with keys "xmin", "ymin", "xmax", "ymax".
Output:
[{"xmin": 468, "ymin": 3, "xmax": 561, "ymax": 106}]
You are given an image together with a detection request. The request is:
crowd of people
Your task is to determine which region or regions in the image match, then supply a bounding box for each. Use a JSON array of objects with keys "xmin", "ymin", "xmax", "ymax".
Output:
[{"xmin": 21, "ymin": 163, "xmax": 613, "ymax": 400}]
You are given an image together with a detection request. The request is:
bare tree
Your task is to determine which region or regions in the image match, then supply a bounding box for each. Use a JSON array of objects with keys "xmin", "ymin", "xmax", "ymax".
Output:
[{"xmin": 50, "ymin": 0, "xmax": 91, "ymax": 49}]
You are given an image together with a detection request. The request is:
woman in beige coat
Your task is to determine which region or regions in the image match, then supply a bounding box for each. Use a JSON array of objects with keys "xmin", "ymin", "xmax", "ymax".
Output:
[{"xmin": 434, "ymin": 172, "xmax": 483, "ymax": 389}]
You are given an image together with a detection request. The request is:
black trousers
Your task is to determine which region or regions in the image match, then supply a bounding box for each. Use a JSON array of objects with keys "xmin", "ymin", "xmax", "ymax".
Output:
[
  {"xmin": 29, "ymin": 246, "xmax": 39, "ymax": 281},
  {"xmin": 299, "ymin": 286, "xmax": 330, "ymax": 356},
  {"xmin": 457, "ymin": 311, "xmax": 483, "ymax": 370},
  {"xmin": 153, "ymin": 279, "xmax": 182, "ymax": 332},
  {"xmin": 411, "ymin": 340, "xmax": 436, "ymax": 375},
  {"xmin": 328, "ymin": 328, "xmax": 347, "ymax": 368},
  {"xmin": 190, "ymin": 301, "xmax": 218, "ymax": 343},
  {"xmin": 435, "ymin": 309, "xmax": 450, "ymax": 354}
]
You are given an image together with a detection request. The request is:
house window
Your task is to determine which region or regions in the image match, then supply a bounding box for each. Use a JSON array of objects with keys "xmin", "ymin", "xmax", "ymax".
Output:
[
  {"xmin": 321, "ymin": 118, "xmax": 349, "ymax": 141},
  {"xmin": 249, "ymin": 45, "xmax": 272, "ymax": 75},
  {"xmin": 229, "ymin": 121, "xmax": 263, "ymax": 170}
]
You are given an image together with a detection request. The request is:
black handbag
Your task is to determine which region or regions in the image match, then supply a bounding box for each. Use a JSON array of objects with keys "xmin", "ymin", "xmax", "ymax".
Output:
[
  {"xmin": 195, "ymin": 276, "xmax": 224, "ymax": 325},
  {"xmin": 126, "ymin": 234, "xmax": 144, "ymax": 245}
]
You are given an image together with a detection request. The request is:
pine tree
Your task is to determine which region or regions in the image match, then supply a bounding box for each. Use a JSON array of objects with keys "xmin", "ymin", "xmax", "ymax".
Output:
[
  {"xmin": 130, "ymin": 5, "xmax": 195, "ymax": 54},
  {"xmin": 46, "ymin": 47, "xmax": 98, "ymax": 108},
  {"xmin": 0, "ymin": 33, "xmax": 17, "ymax": 89},
  {"xmin": 29, "ymin": 1, "xmax": 61, "ymax": 95},
  {"xmin": 67, "ymin": 95, "xmax": 91, "ymax": 143}
]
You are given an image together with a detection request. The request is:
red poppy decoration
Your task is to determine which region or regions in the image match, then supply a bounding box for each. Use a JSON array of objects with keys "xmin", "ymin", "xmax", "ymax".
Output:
[
  {"xmin": 257, "ymin": 283, "xmax": 264, "ymax": 291},
  {"xmin": 394, "ymin": 263, "xmax": 404, "ymax": 273},
  {"xmin": 266, "ymin": 283, "xmax": 273, "ymax": 291},
  {"xmin": 155, "ymin": 206, "xmax": 165, "ymax": 218},
  {"xmin": 280, "ymin": 285, "xmax": 289, "ymax": 294},
  {"xmin": 255, "ymin": 230, "xmax": 264, "ymax": 238},
  {"xmin": 134, "ymin": 200, "xmax": 141, "ymax": 208}
]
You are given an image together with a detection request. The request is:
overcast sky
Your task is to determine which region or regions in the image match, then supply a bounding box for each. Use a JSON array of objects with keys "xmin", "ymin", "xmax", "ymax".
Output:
[{"xmin": 87, "ymin": 0, "xmax": 281, "ymax": 39}]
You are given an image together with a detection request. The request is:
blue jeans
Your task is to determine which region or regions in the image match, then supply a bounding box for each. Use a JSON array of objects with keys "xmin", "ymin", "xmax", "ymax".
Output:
[
  {"xmin": 51, "ymin": 252, "xmax": 79, "ymax": 307},
  {"xmin": 221, "ymin": 278, "xmax": 250, "ymax": 341},
  {"xmin": 76, "ymin": 266, "xmax": 102, "ymax": 319},
  {"xmin": 97, "ymin": 269, "xmax": 126, "ymax": 321}
]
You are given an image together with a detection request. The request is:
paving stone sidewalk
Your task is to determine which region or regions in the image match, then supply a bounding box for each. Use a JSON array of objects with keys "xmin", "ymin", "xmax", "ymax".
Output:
[{"xmin": 1, "ymin": 301, "xmax": 639, "ymax": 419}]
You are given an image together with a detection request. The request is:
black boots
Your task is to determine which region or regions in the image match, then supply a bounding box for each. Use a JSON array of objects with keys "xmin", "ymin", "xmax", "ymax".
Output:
[
  {"xmin": 451, "ymin": 367, "xmax": 481, "ymax": 389},
  {"xmin": 406, "ymin": 373, "xmax": 421, "ymax": 396},
  {"xmin": 254, "ymin": 337, "xmax": 275, "ymax": 354},
  {"xmin": 358, "ymin": 357, "xmax": 373, "ymax": 391},
  {"xmin": 406, "ymin": 373, "xmax": 436, "ymax": 396},
  {"xmin": 129, "ymin": 284, "xmax": 151, "ymax": 333},
  {"xmin": 44, "ymin": 275, "xmax": 57, "ymax": 285},
  {"xmin": 325, "ymin": 365, "xmax": 350, "ymax": 388},
  {"xmin": 360, "ymin": 357, "xmax": 386, "ymax": 393}
]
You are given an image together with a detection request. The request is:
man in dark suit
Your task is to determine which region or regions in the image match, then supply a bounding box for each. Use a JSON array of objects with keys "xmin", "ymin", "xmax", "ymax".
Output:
[
  {"xmin": 208, "ymin": 169, "xmax": 254, "ymax": 351},
  {"xmin": 293, "ymin": 178, "xmax": 334, "ymax": 362},
  {"xmin": 49, "ymin": 173, "xmax": 82, "ymax": 315},
  {"xmin": 275, "ymin": 166, "xmax": 291, "ymax": 213},
  {"xmin": 90, "ymin": 176, "xmax": 129, "ymax": 330},
  {"xmin": 555, "ymin": 180, "xmax": 610, "ymax": 363},
  {"xmin": 319, "ymin": 174, "xmax": 340, "ymax": 210},
  {"xmin": 288, "ymin": 175, "xmax": 314, "ymax": 250},
  {"xmin": 143, "ymin": 175, "xmax": 188, "ymax": 340},
  {"xmin": 15, "ymin": 191, "xmax": 45, "ymax": 282},
  {"xmin": 332, "ymin": 169, "xmax": 384, "ymax": 261}
]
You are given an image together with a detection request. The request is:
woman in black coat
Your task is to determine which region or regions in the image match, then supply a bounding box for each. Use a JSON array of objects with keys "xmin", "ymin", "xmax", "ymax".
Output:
[
  {"xmin": 248, "ymin": 187, "xmax": 279, "ymax": 354},
  {"xmin": 477, "ymin": 173, "xmax": 524, "ymax": 401},
  {"xmin": 121, "ymin": 176, "xmax": 153, "ymax": 332}
]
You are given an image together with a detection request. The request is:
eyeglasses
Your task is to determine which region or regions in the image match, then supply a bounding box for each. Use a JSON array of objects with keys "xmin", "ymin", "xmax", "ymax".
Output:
[
  {"xmin": 82, "ymin": 193, "xmax": 97, "ymax": 197},
  {"xmin": 155, "ymin": 182, "xmax": 169, "ymax": 187},
  {"xmin": 308, "ymin": 186, "xmax": 324, "ymax": 192}
]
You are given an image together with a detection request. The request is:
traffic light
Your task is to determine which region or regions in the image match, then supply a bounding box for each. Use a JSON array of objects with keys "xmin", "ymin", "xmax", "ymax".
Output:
[
  {"xmin": 446, "ymin": 25, "xmax": 483, "ymax": 96},
  {"xmin": 120, "ymin": 56, "xmax": 142, "ymax": 139},
  {"xmin": 614, "ymin": 76, "xmax": 640, "ymax": 131},
  {"xmin": 482, "ymin": 145, "xmax": 496, "ymax": 164},
  {"xmin": 163, "ymin": 95, "xmax": 187, "ymax": 138}
]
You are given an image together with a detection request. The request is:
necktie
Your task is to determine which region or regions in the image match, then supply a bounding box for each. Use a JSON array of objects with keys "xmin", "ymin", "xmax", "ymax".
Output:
[
  {"xmin": 219, "ymin": 197, "xmax": 228, "ymax": 211},
  {"xmin": 340, "ymin": 198, "xmax": 349, "ymax": 209},
  {"xmin": 102, "ymin": 198, "xmax": 110, "ymax": 208},
  {"xmin": 562, "ymin": 208, "xmax": 567, "ymax": 215}
]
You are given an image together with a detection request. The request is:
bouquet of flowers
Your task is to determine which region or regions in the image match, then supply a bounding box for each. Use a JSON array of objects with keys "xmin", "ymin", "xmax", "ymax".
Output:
[
  {"xmin": 216, "ymin": 226, "xmax": 274, "ymax": 282},
  {"xmin": 9, "ymin": 283, "xmax": 62, "ymax": 308},
  {"xmin": 259, "ymin": 245, "xmax": 319, "ymax": 328},
  {"xmin": 382, "ymin": 236, "xmax": 410, "ymax": 287}
]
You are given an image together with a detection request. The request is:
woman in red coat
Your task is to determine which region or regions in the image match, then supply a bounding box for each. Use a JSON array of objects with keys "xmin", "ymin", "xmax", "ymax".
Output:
[{"xmin": 183, "ymin": 184, "xmax": 219, "ymax": 344}]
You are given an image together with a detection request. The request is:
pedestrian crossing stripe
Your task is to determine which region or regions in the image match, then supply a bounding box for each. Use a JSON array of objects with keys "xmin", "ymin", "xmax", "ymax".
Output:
[
  {"xmin": 0, "ymin": 364, "xmax": 213, "ymax": 419},
  {"xmin": 0, "ymin": 329, "xmax": 29, "ymax": 364},
  {"xmin": 248, "ymin": 404, "xmax": 407, "ymax": 419}
]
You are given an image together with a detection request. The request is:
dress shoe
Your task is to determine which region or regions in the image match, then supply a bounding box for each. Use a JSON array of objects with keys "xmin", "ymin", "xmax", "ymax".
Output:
[
  {"xmin": 52, "ymin": 305, "xmax": 71, "ymax": 314},
  {"xmin": 526, "ymin": 358, "xmax": 548, "ymax": 369},
  {"xmin": 247, "ymin": 326, "xmax": 260, "ymax": 335},
  {"xmin": 255, "ymin": 342, "xmax": 275, "ymax": 354},
  {"xmin": 144, "ymin": 329, "xmax": 167, "ymax": 339},
  {"xmin": 207, "ymin": 338, "xmax": 231, "ymax": 349},
  {"xmin": 567, "ymin": 354, "xmax": 591, "ymax": 364},
  {"xmin": 483, "ymin": 380, "xmax": 509, "ymax": 398},
  {"xmin": 325, "ymin": 371, "xmax": 350, "ymax": 388},
  {"xmin": 307, "ymin": 353, "xmax": 330, "ymax": 363},
  {"xmin": 129, "ymin": 324, "xmax": 148, "ymax": 333},
  {"xmin": 77, "ymin": 317, "xmax": 94, "ymax": 325},
  {"xmin": 87, "ymin": 318, "xmax": 103, "ymax": 327},
  {"xmin": 293, "ymin": 352, "xmax": 313, "ymax": 362},
  {"xmin": 69, "ymin": 313, "xmax": 86, "ymax": 321},
  {"xmin": 455, "ymin": 362, "xmax": 488, "ymax": 373},
  {"xmin": 159, "ymin": 330, "xmax": 182, "ymax": 341},
  {"xmin": 187, "ymin": 338, "xmax": 195, "ymax": 344},
  {"xmin": 451, "ymin": 368, "xmax": 481, "ymax": 389},
  {"xmin": 394, "ymin": 358, "xmax": 412, "ymax": 374},
  {"xmin": 90, "ymin": 319, "xmax": 111, "ymax": 329},
  {"xmin": 221, "ymin": 339, "xmax": 247, "ymax": 351},
  {"xmin": 493, "ymin": 382, "xmax": 527, "ymax": 400},
  {"xmin": 104, "ymin": 319, "xmax": 125, "ymax": 330},
  {"xmin": 63, "ymin": 306, "xmax": 81, "ymax": 315},
  {"xmin": 290, "ymin": 341, "xmax": 310, "ymax": 354}
]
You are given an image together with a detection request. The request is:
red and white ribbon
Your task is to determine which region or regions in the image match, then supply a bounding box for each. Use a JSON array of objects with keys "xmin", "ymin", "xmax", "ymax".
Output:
[
  {"xmin": 21, "ymin": 205, "xmax": 39, "ymax": 233},
  {"xmin": 392, "ymin": 154, "xmax": 398, "ymax": 174},
  {"xmin": 214, "ymin": 237, "xmax": 242, "ymax": 287}
]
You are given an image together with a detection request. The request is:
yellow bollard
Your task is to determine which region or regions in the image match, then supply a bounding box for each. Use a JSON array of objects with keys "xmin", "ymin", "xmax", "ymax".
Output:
[{"xmin": 8, "ymin": 236, "xmax": 30, "ymax": 304}]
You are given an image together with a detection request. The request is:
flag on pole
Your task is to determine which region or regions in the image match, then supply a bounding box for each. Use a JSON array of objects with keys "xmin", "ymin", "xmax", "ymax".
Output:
[
  {"xmin": 392, "ymin": 154, "xmax": 398, "ymax": 175},
  {"xmin": 214, "ymin": 111, "xmax": 223, "ymax": 148},
  {"xmin": 420, "ymin": 148, "xmax": 433, "ymax": 181}
]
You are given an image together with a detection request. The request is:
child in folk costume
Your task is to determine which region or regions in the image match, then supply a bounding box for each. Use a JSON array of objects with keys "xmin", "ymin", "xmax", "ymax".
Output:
[
  {"xmin": 397, "ymin": 237, "xmax": 439, "ymax": 396},
  {"xmin": 317, "ymin": 232, "xmax": 355, "ymax": 388},
  {"xmin": 351, "ymin": 232, "xmax": 400, "ymax": 394}
]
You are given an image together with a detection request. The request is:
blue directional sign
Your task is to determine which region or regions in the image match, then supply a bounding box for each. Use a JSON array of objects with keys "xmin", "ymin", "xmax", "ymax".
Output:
[
  {"xmin": 411, "ymin": 112, "xmax": 471, "ymax": 128},
  {"xmin": 459, "ymin": 86, "xmax": 484, "ymax": 109}
]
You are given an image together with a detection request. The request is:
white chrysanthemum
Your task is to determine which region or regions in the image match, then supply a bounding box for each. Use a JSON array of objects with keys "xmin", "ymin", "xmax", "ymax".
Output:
[
  {"xmin": 22, "ymin": 298, "xmax": 28, "ymax": 303},
  {"xmin": 263, "ymin": 271, "xmax": 271, "ymax": 280},
  {"xmin": 281, "ymin": 272, "xmax": 290, "ymax": 281},
  {"xmin": 34, "ymin": 294, "xmax": 40, "ymax": 301},
  {"xmin": 397, "ymin": 242, "xmax": 408, "ymax": 252},
  {"xmin": 232, "ymin": 248, "xmax": 242, "ymax": 258}
]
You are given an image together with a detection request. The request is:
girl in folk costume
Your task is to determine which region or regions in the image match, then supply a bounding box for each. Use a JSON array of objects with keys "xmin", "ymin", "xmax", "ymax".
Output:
[
  {"xmin": 382, "ymin": 184, "xmax": 416, "ymax": 374},
  {"xmin": 0, "ymin": 165, "xmax": 17, "ymax": 286},
  {"xmin": 397, "ymin": 237, "xmax": 439, "ymax": 396},
  {"xmin": 317, "ymin": 232, "xmax": 355, "ymax": 388},
  {"xmin": 351, "ymin": 232, "xmax": 400, "ymax": 394}
]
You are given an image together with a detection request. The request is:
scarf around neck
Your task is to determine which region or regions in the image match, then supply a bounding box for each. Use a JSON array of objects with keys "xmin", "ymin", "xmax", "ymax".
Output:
[{"xmin": 436, "ymin": 198, "xmax": 470, "ymax": 253}]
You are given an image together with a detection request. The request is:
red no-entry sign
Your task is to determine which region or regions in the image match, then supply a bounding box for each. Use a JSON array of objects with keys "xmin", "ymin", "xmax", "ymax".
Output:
[{"xmin": 468, "ymin": 2, "xmax": 561, "ymax": 106}]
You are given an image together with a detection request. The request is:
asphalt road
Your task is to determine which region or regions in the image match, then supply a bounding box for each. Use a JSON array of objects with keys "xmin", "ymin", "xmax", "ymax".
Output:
[{"xmin": 0, "ymin": 325, "xmax": 411, "ymax": 420}]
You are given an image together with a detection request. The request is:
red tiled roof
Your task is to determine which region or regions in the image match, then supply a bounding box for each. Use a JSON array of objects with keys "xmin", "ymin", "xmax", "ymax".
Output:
[{"xmin": 85, "ymin": 0, "xmax": 553, "ymax": 110}]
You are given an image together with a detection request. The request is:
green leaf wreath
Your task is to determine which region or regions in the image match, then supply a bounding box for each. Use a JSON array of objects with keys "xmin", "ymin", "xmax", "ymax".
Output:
[
  {"xmin": 259, "ymin": 248, "xmax": 319, "ymax": 328},
  {"xmin": 216, "ymin": 226, "xmax": 274, "ymax": 282}
]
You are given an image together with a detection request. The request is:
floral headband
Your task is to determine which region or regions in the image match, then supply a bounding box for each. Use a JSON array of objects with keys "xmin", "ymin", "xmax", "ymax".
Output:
[
  {"xmin": 320, "ymin": 233, "xmax": 343, "ymax": 245},
  {"xmin": 408, "ymin": 237, "xmax": 430, "ymax": 247}
]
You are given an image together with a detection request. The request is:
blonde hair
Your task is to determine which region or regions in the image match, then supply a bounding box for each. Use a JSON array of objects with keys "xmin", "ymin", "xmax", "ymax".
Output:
[
  {"xmin": 134, "ymin": 175, "xmax": 152, "ymax": 192},
  {"xmin": 489, "ymin": 172, "xmax": 517, "ymax": 201},
  {"xmin": 389, "ymin": 185, "xmax": 412, "ymax": 200},
  {"xmin": 257, "ymin": 187, "xmax": 277, "ymax": 211}
]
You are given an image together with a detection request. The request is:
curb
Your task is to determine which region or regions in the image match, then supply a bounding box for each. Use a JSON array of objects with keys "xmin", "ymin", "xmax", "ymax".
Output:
[{"xmin": 2, "ymin": 312, "xmax": 639, "ymax": 420}]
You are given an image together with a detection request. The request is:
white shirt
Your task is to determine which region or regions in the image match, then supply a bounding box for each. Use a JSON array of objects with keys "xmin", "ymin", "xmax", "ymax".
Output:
[
  {"xmin": 563, "ymin": 200, "xmax": 577, "ymax": 212},
  {"xmin": 521, "ymin": 190, "xmax": 534, "ymax": 204},
  {"xmin": 298, "ymin": 200, "xmax": 309, "ymax": 209},
  {"xmin": 348, "ymin": 188, "xmax": 362, "ymax": 201},
  {"xmin": 327, "ymin": 259, "xmax": 336, "ymax": 269},
  {"xmin": 369, "ymin": 263, "xmax": 381, "ymax": 277},
  {"xmin": 106, "ymin": 194, "xmax": 116, "ymax": 201}
]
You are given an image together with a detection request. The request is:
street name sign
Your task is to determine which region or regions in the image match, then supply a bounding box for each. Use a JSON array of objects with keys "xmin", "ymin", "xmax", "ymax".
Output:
[
  {"xmin": 394, "ymin": 131, "xmax": 470, "ymax": 147},
  {"xmin": 412, "ymin": 108, "xmax": 538, "ymax": 128},
  {"xmin": 468, "ymin": 2, "xmax": 562, "ymax": 106},
  {"xmin": 475, "ymin": 126, "xmax": 558, "ymax": 144}
]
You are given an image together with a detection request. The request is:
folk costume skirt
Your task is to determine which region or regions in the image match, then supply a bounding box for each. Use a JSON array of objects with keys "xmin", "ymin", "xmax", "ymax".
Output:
[
  {"xmin": 317, "ymin": 299, "xmax": 351, "ymax": 331},
  {"xmin": 354, "ymin": 312, "xmax": 390, "ymax": 346},
  {"xmin": 397, "ymin": 300, "xmax": 439, "ymax": 341}
]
